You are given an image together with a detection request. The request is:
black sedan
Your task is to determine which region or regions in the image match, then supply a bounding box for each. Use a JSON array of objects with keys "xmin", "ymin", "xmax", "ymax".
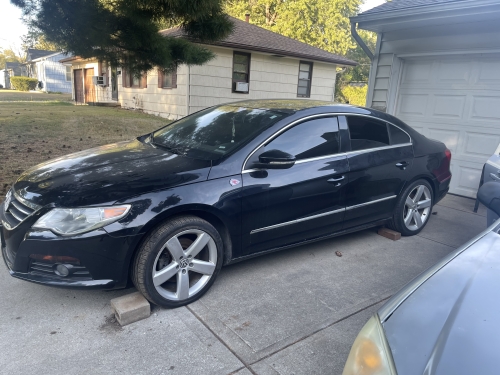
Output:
[{"xmin": 0, "ymin": 100, "xmax": 452, "ymax": 307}]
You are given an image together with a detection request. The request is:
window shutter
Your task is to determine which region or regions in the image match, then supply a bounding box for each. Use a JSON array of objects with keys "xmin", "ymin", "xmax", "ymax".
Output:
[
  {"xmin": 172, "ymin": 66, "xmax": 177, "ymax": 88},
  {"xmin": 98, "ymin": 61, "xmax": 103, "ymax": 75},
  {"xmin": 141, "ymin": 73, "xmax": 147, "ymax": 89},
  {"xmin": 158, "ymin": 69, "xmax": 163, "ymax": 88},
  {"xmin": 122, "ymin": 68, "xmax": 127, "ymax": 87}
]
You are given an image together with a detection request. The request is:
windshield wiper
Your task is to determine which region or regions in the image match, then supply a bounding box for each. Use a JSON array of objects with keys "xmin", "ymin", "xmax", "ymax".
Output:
[{"xmin": 151, "ymin": 141, "xmax": 188, "ymax": 156}]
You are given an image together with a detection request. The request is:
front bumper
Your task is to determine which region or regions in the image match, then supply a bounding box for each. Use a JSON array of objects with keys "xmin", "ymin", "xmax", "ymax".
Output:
[{"xmin": 1, "ymin": 202, "xmax": 142, "ymax": 289}]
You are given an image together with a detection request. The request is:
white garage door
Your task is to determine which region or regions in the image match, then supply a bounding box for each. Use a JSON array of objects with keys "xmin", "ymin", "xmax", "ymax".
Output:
[{"xmin": 395, "ymin": 55, "xmax": 500, "ymax": 197}]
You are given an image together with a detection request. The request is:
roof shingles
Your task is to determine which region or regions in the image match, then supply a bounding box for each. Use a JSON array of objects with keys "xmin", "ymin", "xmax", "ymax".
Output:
[
  {"xmin": 360, "ymin": 0, "xmax": 466, "ymax": 15},
  {"xmin": 161, "ymin": 17, "xmax": 356, "ymax": 66}
]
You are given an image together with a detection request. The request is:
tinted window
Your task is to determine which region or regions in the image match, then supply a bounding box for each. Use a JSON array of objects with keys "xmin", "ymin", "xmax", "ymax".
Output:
[
  {"xmin": 265, "ymin": 117, "xmax": 339, "ymax": 160},
  {"xmin": 152, "ymin": 105, "xmax": 289, "ymax": 160},
  {"xmin": 347, "ymin": 116, "xmax": 390, "ymax": 151},
  {"xmin": 389, "ymin": 124, "xmax": 410, "ymax": 145}
]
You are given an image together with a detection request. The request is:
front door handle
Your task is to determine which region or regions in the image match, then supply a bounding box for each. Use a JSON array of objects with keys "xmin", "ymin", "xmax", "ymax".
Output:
[{"xmin": 396, "ymin": 161, "xmax": 409, "ymax": 170}]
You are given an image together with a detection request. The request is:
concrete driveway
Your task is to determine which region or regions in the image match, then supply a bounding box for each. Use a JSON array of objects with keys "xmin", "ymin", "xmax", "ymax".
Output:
[{"xmin": 0, "ymin": 195, "xmax": 487, "ymax": 375}]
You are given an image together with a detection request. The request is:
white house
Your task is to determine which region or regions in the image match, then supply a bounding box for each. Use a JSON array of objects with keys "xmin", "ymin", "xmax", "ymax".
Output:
[
  {"xmin": 26, "ymin": 49, "xmax": 73, "ymax": 93},
  {"xmin": 61, "ymin": 17, "xmax": 356, "ymax": 118},
  {"xmin": 0, "ymin": 62, "xmax": 22, "ymax": 89},
  {"xmin": 351, "ymin": 0, "xmax": 500, "ymax": 198}
]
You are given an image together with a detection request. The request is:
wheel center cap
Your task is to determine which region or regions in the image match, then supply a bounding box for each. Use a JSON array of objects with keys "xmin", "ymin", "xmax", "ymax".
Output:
[{"xmin": 179, "ymin": 258, "xmax": 190, "ymax": 268}]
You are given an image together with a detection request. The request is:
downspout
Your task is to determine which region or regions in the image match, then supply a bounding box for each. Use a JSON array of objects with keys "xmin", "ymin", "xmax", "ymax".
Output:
[
  {"xmin": 350, "ymin": 21, "xmax": 374, "ymax": 61},
  {"xmin": 186, "ymin": 64, "xmax": 190, "ymax": 116}
]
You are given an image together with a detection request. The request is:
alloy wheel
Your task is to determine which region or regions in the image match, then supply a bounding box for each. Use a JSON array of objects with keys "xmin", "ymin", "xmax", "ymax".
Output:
[
  {"xmin": 403, "ymin": 185, "xmax": 432, "ymax": 231},
  {"xmin": 152, "ymin": 229, "xmax": 217, "ymax": 301}
]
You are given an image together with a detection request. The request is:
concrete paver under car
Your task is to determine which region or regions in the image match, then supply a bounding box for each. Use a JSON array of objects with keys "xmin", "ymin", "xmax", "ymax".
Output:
[{"xmin": 0, "ymin": 195, "xmax": 486, "ymax": 374}]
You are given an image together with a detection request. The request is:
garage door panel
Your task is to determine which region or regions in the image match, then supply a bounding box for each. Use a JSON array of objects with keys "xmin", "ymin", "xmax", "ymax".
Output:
[
  {"xmin": 432, "ymin": 95, "xmax": 466, "ymax": 119},
  {"xmin": 427, "ymin": 128, "xmax": 460, "ymax": 152},
  {"xmin": 437, "ymin": 60, "xmax": 473, "ymax": 84},
  {"xmin": 464, "ymin": 131, "xmax": 500, "ymax": 158},
  {"xmin": 471, "ymin": 96, "xmax": 500, "ymax": 121},
  {"xmin": 452, "ymin": 164, "xmax": 483, "ymax": 197},
  {"xmin": 396, "ymin": 56, "xmax": 500, "ymax": 197}
]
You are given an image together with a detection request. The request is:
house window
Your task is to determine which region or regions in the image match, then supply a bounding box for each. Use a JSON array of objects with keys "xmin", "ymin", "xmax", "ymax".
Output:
[
  {"xmin": 232, "ymin": 52, "xmax": 250, "ymax": 93},
  {"xmin": 65, "ymin": 66, "xmax": 71, "ymax": 81},
  {"xmin": 158, "ymin": 67, "xmax": 177, "ymax": 89},
  {"xmin": 122, "ymin": 68, "xmax": 147, "ymax": 88},
  {"xmin": 297, "ymin": 62, "xmax": 313, "ymax": 98}
]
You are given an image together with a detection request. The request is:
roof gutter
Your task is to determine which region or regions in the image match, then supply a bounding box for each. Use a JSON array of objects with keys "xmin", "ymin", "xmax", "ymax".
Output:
[{"xmin": 350, "ymin": 21, "xmax": 374, "ymax": 61}]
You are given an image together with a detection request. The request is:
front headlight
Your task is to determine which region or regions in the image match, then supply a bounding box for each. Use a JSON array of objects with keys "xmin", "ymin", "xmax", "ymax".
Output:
[
  {"xmin": 33, "ymin": 205, "xmax": 131, "ymax": 235},
  {"xmin": 342, "ymin": 315, "xmax": 397, "ymax": 375}
]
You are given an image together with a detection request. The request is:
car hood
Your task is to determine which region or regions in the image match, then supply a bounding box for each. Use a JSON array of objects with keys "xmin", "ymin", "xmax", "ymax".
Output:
[
  {"xmin": 382, "ymin": 229, "xmax": 500, "ymax": 375},
  {"xmin": 13, "ymin": 139, "xmax": 211, "ymax": 207}
]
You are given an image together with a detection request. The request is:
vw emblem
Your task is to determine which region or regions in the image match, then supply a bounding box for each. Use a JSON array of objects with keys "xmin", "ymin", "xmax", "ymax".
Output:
[
  {"xmin": 179, "ymin": 258, "xmax": 190, "ymax": 268},
  {"xmin": 229, "ymin": 179, "xmax": 240, "ymax": 186}
]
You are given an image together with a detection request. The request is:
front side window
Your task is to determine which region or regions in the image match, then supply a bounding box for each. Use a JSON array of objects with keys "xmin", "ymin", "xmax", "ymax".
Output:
[
  {"xmin": 262, "ymin": 117, "xmax": 339, "ymax": 160},
  {"xmin": 347, "ymin": 116, "xmax": 390, "ymax": 151},
  {"xmin": 232, "ymin": 52, "xmax": 250, "ymax": 93},
  {"xmin": 65, "ymin": 66, "xmax": 71, "ymax": 81},
  {"xmin": 152, "ymin": 105, "xmax": 289, "ymax": 160},
  {"xmin": 297, "ymin": 62, "xmax": 313, "ymax": 98}
]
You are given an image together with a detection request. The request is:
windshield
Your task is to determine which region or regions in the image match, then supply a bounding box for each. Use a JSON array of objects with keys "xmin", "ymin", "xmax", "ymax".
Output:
[{"xmin": 151, "ymin": 105, "xmax": 290, "ymax": 160}]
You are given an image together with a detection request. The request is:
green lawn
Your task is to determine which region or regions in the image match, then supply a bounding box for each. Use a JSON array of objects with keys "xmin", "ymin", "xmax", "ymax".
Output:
[
  {"xmin": 0, "ymin": 100, "xmax": 170, "ymax": 197},
  {"xmin": 0, "ymin": 89, "xmax": 72, "ymax": 102}
]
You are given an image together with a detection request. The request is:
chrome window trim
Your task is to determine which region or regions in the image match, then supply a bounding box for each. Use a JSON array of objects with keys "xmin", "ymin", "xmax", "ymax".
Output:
[
  {"xmin": 295, "ymin": 153, "xmax": 347, "ymax": 165},
  {"xmin": 250, "ymin": 195, "xmax": 398, "ymax": 234},
  {"xmin": 346, "ymin": 195, "xmax": 397, "ymax": 211},
  {"xmin": 250, "ymin": 208, "xmax": 345, "ymax": 234},
  {"xmin": 345, "ymin": 143, "xmax": 412, "ymax": 156},
  {"xmin": 241, "ymin": 112, "xmax": 413, "ymax": 173}
]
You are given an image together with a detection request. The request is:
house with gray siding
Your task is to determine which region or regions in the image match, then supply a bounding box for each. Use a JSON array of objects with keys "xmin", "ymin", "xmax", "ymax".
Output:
[
  {"xmin": 26, "ymin": 49, "xmax": 72, "ymax": 93},
  {"xmin": 351, "ymin": 0, "xmax": 500, "ymax": 197},
  {"xmin": 61, "ymin": 17, "xmax": 356, "ymax": 119}
]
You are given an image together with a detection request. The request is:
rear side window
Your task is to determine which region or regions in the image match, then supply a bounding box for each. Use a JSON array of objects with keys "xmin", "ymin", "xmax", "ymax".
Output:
[
  {"xmin": 347, "ymin": 116, "xmax": 390, "ymax": 151},
  {"xmin": 264, "ymin": 117, "xmax": 339, "ymax": 160},
  {"xmin": 389, "ymin": 124, "xmax": 411, "ymax": 145}
]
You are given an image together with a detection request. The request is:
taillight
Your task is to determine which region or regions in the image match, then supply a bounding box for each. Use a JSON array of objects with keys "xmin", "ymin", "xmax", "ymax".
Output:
[{"xmin": 434, "ymin": 149, "xmax": 452, "ymax": 182}]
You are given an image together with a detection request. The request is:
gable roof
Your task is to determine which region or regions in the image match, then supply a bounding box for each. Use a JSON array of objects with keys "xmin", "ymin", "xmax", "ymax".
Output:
[
  {"xmin": 359, "ymin": 0, "xmax": 465, "ymax": 15},
  {"xmin": 27, "ymin": 49, "xmax": 57, "ymax": 61},
  {"xmin": 161, "ymin": 17, "xmax": 356, "ymax": 66}
]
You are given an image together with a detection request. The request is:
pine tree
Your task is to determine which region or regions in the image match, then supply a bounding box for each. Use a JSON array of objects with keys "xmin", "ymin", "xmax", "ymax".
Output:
[{"xmin": 11, "ymin": 0, "xmax": 233, "ymax": 74}]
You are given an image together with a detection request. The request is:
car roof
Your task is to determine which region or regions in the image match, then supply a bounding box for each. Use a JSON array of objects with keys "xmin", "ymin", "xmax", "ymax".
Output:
[{"xmin": 223, "ymin": 99, "xmax": 366, "ymax": 114}]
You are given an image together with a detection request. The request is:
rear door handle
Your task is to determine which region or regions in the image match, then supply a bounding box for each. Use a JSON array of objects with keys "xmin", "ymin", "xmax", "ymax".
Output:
[
  {"xmin": 396, "ymin": 161, "xmax": 409, "ymax": 170},
  {"xmin": 328, "ymin": 176, "xmax": 345, "ymax": 183}
]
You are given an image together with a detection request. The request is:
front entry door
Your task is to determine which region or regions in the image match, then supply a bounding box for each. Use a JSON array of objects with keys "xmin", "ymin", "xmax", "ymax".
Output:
[
  {"xmin": 74, "ymin": 69, "xmax": 83, "ymax": 103},
  {"xmin": 341, "ymin": 115, "xmax": 414, "ymax": 229},
  {"xmin": 83, "ymin": 68, "xmax": 95, "ymax": 103},
  {"xmin": 241, "ymin": 116, "xmax": 348, "ymax": 255},
  {"xmin": 111, "ymin": 66, "xmax": 118, "ymax": 101}
]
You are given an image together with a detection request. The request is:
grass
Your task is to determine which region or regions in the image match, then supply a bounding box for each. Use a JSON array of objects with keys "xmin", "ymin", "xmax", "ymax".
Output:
[
  {"xmin": 0, "ymin": 89, "xmax": 72, "ymax": 102},
  {"xmin": 0, "ymin": 99, "xmax": 170, "ymax": 197}
]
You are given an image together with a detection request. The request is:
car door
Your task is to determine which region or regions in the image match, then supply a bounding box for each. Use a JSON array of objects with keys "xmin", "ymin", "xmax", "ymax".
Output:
[
  {"xmin": 341, "ymin": 115, "xmax": 414, "ymax": 229},
  {"xmin": 240, "ymin": 116, "xmax": 349, "ymax": 255}
]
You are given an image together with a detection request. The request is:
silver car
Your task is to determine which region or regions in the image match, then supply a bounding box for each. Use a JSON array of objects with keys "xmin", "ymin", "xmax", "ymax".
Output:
[{"xmin": 343, "ymin": 182, "xmax": 500, "ymax": 375}]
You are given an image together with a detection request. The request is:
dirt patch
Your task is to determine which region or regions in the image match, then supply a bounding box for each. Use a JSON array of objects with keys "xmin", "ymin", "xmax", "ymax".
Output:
[
  {"xmin": 100, "ymin": 314, "xmax": 124, "ymax": 333},
  {"xmin": 0, "ymin": 101, "xmax": 168, "ymax": 198}
]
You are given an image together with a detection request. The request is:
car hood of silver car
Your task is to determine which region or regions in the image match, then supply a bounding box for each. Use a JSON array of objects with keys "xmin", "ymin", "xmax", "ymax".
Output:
[{"xmin": 379, "ymin": 222, "xmax": 500, "ymax": 375}]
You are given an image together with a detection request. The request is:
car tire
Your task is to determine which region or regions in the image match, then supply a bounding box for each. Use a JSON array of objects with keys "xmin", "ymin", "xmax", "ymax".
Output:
[
  {"xmin": 132, "ymin": 215, "xmax": 224, "ymax": 308},
  {"xmin": 388, "ymin": 179, "xmax": 434, "ymax": 236}
]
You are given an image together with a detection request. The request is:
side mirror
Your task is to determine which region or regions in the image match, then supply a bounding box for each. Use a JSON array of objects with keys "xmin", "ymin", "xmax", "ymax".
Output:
[
  {"xmin": 257, "ymin": 149, "xmax": 296, "ymax": 169},
  {"xmin": 478, "ymin": 182, "xmax": 500, "ymax": 216}
]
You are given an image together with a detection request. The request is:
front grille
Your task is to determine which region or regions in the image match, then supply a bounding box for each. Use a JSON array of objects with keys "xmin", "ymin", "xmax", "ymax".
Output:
[
  {"xmin": 29, "ymin": 260, "xmax": 92, "ymax": 280},
  {"xmin": 3, "ymin": 191, "xmax": 40, "ymax": 229}
]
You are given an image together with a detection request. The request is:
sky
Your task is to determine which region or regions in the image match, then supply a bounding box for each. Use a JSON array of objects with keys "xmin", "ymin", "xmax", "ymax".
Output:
[{"xmin": 0, "ymin": 0, "xmax": 386, "ymax": 52}]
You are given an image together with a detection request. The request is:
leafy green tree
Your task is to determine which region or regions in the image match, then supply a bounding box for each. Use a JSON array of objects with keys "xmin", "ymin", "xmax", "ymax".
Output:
[
  {"xmin": 0, "ymin": 48, "xmax": 22, "ymax": 68},
  {"xmin": 225, "ymin": 0, "xmax": 377, "ymax": 104},
  {"xmin": 22, "ymin": 28, "xmax": 59, "ymax": 52},
  {"xmin": 11, "ymin": 0, "xmax": 233, "ymax": 74},
  {"xmin": 336, "ymin": 29, "xmax": 376, "ymax": 104}
]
